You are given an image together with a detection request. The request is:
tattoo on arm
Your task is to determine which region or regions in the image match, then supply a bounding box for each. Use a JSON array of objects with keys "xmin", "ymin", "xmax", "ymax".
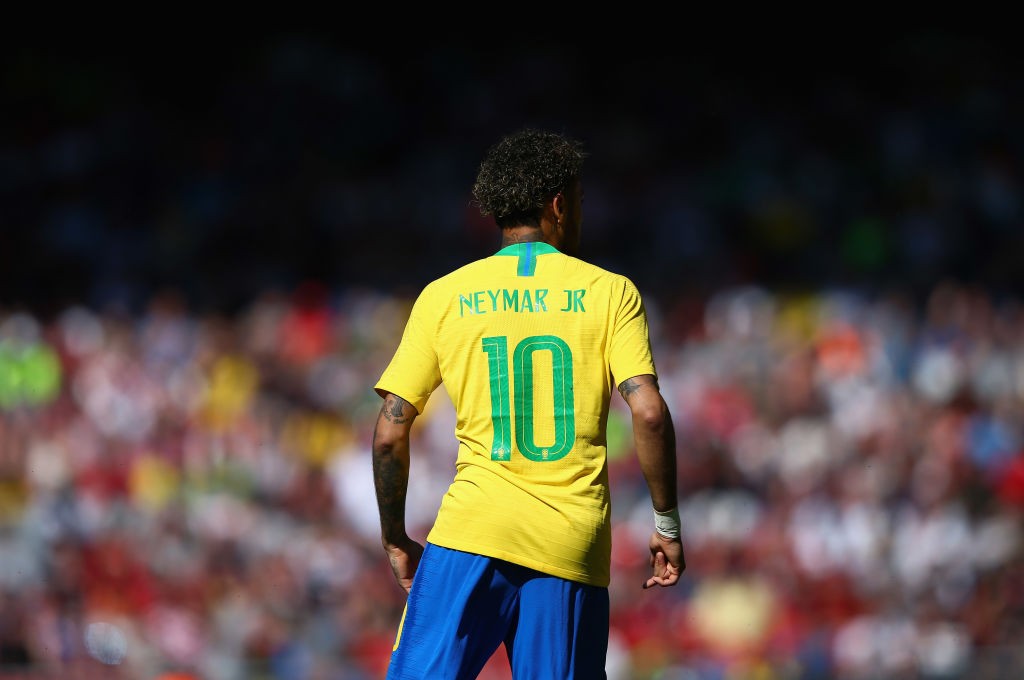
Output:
[
  {"xmin": 382, "ymin": 394, "xmax": 412, "ymax": 424},
  {"xmin": 618, "ymin": 376, "xmax": 659, "ymax": 399},
  {"xmin": 372, "ymin": 431, "xmax": 409, "ymax": 544},
  {"xmin": 374, "ymin": 458, "xmax": 407, "ymax": 541},
  {"xmin": 618, "ymin": 378, "xmax": 643, "ymax": 398}
]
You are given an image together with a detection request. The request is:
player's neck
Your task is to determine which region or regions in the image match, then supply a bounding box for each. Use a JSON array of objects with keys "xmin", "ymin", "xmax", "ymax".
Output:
[{"xmin": 501, "ymin": 225, "xmax": 553, "ymax": 248}]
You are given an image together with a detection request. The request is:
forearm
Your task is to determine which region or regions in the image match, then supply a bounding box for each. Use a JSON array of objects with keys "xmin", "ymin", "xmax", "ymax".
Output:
[
  {"xmin": 371, "ymin": 393, "xmax": 417, "ymax": 548},
  {"xmin": 619, "ymin": 375, "xmax": 678, "ymax": 512},
  {"xmin": 372, "ymin": 437, "xmax": 412, "ymax": 547},
  {"xmin": 625, "ymin": 380, "xmax": 685, "ymax": 588},
  {"xmin": 632, "ymin": 402, "xmax": 678, "ymax": 512}
]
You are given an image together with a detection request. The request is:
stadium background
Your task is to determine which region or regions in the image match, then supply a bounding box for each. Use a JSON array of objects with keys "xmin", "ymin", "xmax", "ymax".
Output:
[{"xmin": 2, "ymin": 31, "xmax": 1023, "ymax": 678}]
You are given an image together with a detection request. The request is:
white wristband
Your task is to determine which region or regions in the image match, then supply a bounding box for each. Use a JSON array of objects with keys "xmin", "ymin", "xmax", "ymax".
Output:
[{"xmin": 654, "ymin": 507, "xmax": 681, "ymax": 539}]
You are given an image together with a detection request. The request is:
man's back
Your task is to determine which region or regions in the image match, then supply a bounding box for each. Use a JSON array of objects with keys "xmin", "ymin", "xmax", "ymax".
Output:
[
  {"xmin": 371, "ymin": 128, "xmax": 681, "ymax": 679},
  {"xmin": 376, "ymin": 242, "xmax": 656, "ymax": 587}
]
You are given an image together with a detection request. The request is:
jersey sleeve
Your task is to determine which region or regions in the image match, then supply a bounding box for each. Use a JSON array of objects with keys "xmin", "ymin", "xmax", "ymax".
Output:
[
  {"xmin": 374, "ymin": 286, "xmax": 442, "ymax": 414},
  {"xmin": 607, "ymin": 277, "xmax": 657, "ymax": 387}
]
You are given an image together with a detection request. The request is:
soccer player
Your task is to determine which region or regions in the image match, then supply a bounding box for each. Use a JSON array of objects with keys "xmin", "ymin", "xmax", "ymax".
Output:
[{"xmin": 371, "ymin": 128, "xmax": 683, "ymax": 679}]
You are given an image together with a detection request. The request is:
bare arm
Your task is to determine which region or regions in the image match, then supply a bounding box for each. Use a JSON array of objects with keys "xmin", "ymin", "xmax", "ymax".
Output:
[
  {"xmin": 619, "ymin": 375, "xmax": 677, "ymax": 510},
  {"xmin": 372, "ymin": 392, "xmax": 424, "ymax": 593},
  {"xmin": 618, "ymin": 374, "xmax": 685, "ymax": 588}
]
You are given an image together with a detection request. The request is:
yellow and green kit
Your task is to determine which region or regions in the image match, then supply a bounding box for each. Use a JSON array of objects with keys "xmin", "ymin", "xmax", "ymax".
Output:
[{"xmin": 375, "ymin": 242, "xmax": 656, "ymax": 587}]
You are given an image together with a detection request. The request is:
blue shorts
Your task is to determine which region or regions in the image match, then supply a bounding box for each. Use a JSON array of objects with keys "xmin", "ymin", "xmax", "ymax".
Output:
[{"xmin": 386, "ymin": 542, "xmax": 609, "ymax": 679}]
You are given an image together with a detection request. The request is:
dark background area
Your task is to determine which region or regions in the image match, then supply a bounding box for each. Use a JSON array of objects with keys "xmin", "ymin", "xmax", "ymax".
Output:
[{"xmin": 3, "ymin": 29, "xmax": 1021, "ymax": 318}]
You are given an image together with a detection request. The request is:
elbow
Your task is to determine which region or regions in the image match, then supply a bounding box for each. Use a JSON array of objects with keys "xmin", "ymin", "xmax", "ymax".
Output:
[
  {"xmin": 633, "ymin": 402, "xmax": 669, "ymax": 433},
  {"xmin": 372, "ymin": 427, "xmax": 407, "ymax": 456},
  {"xmin": 372, "ymin": 439, "xmax": 396, "ymax": 458}
]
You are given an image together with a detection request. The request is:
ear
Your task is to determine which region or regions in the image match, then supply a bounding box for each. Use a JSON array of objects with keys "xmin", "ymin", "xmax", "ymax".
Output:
[{"xmin": 551, "ymin": 192, "xmax": 566, "ymax": 225}]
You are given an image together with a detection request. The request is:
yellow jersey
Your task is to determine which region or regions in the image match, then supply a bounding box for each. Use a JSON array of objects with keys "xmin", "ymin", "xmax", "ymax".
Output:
[{"xmin": 375, "ymin": 242, "xmax": 656, "ymax": 587}]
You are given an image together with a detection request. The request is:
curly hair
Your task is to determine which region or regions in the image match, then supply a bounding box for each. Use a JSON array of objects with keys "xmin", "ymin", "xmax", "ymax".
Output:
[{"xmin": 471, "ymin": 128, "xmax": 586, "ymax": 229}]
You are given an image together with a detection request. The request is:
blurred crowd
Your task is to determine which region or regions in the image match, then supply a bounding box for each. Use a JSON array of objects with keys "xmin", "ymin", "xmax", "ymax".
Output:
[{"xmin": 1, "ymin": 278, "xmax": 1022, "ymax": 679}]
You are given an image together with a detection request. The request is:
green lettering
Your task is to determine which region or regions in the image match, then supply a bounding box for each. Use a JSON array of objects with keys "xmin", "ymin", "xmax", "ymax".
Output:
[
  {"xmin": 459, "ymin": 294, "xmax": 475, "ymax": 316},
  {"xmin": 481, "ymin": 334, "xmax": 577, "ymax": 463},
  {"xmin": 503, "ymin": 289, "xmax": 519, "ymax": 312},
  {"xmin": 573, "ymin": 289, "xmax": 586, "ymax": 312},
  {"xmin": 535, "ymin": 289, "xmax": 548, "ymax": 311},
  {"xmin": 474, "ymin": 290, "xmax": 486, "ymax": 314},
  {"xmin": 481, "ymin": 337, "xmax": 512, "ymax": 460},
  {"xmin": 513, "ymin": 336, "xmax": 575, "ymax": 461},
  {"xmin": 487, "ymin": 289, "xmax": 500, "ymax": 311},
  {"xmin": 522, "ymin": 289, "xmax": 534, "ymax": 312},
  {"xmin": 561, "ymin": 289, "xmax": 573, "ymax": 312}
]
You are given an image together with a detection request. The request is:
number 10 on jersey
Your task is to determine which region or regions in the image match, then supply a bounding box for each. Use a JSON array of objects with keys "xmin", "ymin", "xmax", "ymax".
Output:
[{"xmin": 481, "ymin": 335, "xmax": 576, "ymax": 462}]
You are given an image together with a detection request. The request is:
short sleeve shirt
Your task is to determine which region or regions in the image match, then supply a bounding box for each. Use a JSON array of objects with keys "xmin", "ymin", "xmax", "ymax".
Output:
[{"xmin": 375, "ymin": 243, "xmax": 656, "ymax": 586}]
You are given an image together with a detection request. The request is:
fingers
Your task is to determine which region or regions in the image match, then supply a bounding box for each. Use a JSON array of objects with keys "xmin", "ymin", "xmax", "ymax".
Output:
[
  {"xmin": 642, "ymin": 568, "xmax": 681, "ymax": 589},
  {"xmin": 643, "ymin": 551, "xmax": 665, "ymax": 589},
  {"xmin": 642, "ymin": 550, "xmax": 681, "ymax": 589}
]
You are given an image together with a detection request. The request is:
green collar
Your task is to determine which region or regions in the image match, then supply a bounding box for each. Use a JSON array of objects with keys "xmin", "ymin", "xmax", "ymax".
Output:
[
  {"xmin": 494, "ymin": 242, "xmax": 560, "ymax": 256},
  {"xmin": 494, "ymin": 242, "xmax": 560, "ymax": 277}
]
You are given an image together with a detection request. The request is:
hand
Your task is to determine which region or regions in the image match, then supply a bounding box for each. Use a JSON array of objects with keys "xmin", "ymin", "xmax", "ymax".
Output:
[
  {"xmin": 643, "ymin": 532, "xmax": 685, "ymax": 589},
  {"xmin": 383, "ymin": 536, "xmax": 425, "ymax": 594}
]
